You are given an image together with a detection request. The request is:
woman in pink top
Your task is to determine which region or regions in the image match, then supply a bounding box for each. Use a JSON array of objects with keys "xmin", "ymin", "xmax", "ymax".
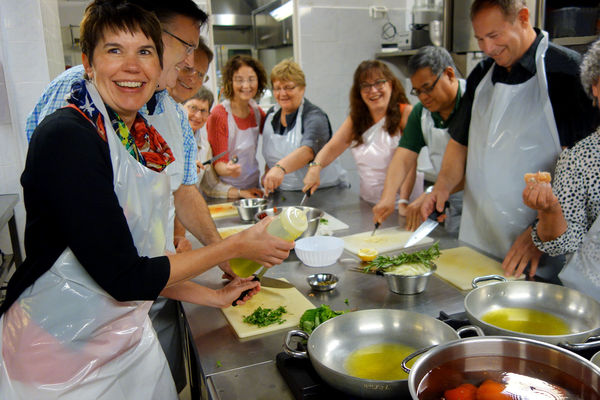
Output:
[{"xmin": 207, "ymin": 55, "xmax": 267, "ymax": 190}]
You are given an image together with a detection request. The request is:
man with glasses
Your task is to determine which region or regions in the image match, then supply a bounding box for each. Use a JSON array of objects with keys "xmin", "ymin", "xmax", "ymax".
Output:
[
  {"xmin": 168, "ymin": 37, "xmax": 212, "ymax": 104},
  {"xmin": 421, "ymin": 0, "xmax": 600, "ymax": 280},
  {"xmin": 373, "ymin": 46, "xmax": 465, "ymax": 233}
]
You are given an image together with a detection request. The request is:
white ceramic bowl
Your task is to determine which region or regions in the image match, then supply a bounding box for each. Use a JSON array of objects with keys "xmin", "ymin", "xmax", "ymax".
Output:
[{"xmin": 295, "ymin": 236, "xmax": 344, "ymax": 267}]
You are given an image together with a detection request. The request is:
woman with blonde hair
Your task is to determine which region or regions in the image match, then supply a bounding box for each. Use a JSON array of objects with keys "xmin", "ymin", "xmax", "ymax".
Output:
[
  {"xmin": 303, "ymin": 60, "xmax": 421, "ymax": 205},
  {"xmin": 262, "ymin": 59, "xmax": 345, "ymax": 193}
]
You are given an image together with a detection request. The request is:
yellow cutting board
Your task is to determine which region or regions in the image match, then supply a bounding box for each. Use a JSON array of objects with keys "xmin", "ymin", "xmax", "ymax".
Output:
[
  {"xmin": 435, "ymin": 246, "xmax": 523, "ymax": 290},
  {"xmin": 341, "ymin": 226, "xmax": 434, "ymax": 255},
  {"xmin": 208, "ymin": 202, "xmax": 238, "ymax": 219},
  {"xmin": 221, "ymin": 279, "xmax": 315, "ymax": 339}
]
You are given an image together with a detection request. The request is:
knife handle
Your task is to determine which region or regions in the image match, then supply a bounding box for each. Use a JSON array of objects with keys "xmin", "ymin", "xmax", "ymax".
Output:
[
  {"xmin": 428, "ymin": 201, "xmax": 450, "ymax": 221},
  {"xmin": 231, "ymin": 275, "xmax": 260, "ymax": 307}
]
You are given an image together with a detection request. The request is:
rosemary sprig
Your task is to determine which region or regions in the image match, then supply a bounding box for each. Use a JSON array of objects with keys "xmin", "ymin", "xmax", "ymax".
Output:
[{"xmin": 363, "ymin": 243, "xmax": 440, "ymax": 273}]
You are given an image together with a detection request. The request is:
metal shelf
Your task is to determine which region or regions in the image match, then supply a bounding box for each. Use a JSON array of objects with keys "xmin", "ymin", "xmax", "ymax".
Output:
[{"xmin": 552, "ymin": 35, "xmax": 598, "ymax": 46}]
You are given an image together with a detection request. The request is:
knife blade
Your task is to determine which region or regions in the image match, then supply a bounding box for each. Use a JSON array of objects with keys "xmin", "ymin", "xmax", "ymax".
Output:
[
  {"xmin": 403, "ymin": 202, "xmax": 449, "ymax": 248},
  {"xmin": 202, "ymin": 150, "xmax": 228, "ymax": 166},
  {"xmin": 370, "ymin": 222, "xmax": 380, "ymax": 237},
  {"xmin": 299, "ymin": 191, "xmax": 310, "ymax": 207}
]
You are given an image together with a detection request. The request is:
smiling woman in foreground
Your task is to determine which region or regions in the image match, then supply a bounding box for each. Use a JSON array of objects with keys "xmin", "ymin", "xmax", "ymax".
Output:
[{"xmin": 0, "ymin": 1, "xmax": 292, "ymax": 398}]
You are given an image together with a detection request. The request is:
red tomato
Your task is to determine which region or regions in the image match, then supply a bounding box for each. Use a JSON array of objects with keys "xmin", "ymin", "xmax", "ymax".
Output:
[
  {"xmin": 476, "ymin": 379, "xmax": 511, "ymax": 400},
  {"xmin": 444, "ymin": 383, "xmax": 477, "ymax": 400}
]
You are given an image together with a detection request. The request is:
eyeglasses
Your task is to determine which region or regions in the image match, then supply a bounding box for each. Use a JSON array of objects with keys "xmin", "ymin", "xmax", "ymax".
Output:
[
  {"xmin": 273, "ymin": 85, "xmax": 297, "ymax": 93},
  {"xmin": 410, "ymin": 71, "xmax": 443, "ymax": 96},
  {"xmin": 181, "ymin": 66, "xmax": 209, "ymax": 83},
  {"xmin": 187, "ymin": 105, "xmax": 209, "ymax": 116},
  {"xmin": 233, "ymin": 77, "xmax": 258, "ymax": 85},
  {"xmin": 163, "ymin": 29, "xmax": 196, "ymax": 55},
  {"xmin": 360, "ymin": 79, "xmax": 387, "ymax": 93}
]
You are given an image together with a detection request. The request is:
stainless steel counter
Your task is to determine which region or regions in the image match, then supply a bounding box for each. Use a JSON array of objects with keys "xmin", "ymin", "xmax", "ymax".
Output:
[{"xmin": 183, "ymin": 186, "xmax": 468, "ymax": 400}]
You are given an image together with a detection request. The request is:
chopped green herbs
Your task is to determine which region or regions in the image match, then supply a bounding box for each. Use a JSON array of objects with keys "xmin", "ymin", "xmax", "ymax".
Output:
[
  {"xmin": 344, "ymin": 298, "xmax": 349, "ymax": 305},
  {"xmin": 319, "ymin": 218, "xmax": 329, "ymax": 225},
  {"xmin": 363, "ymin": 243, "xmax": 440, "ymax": 273},
  {"xmin": 299, "ymin": 305, "xmax": 347, "ymax": 334},
  {"xmin": 216, "ymin": 361, "xmax": 222, "ymax": 368},
  {"xmin": 242, "ymin": 306, "xmax": 287, "ymax": 327}
]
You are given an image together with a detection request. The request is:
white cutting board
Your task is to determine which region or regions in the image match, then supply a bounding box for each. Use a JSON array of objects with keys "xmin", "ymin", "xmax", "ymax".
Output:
[
  {"xmin": 320, "ymin": 212, "xmax": 349, "ymax": 232},
  {"xmin": 341, "ymin": 226, "xmax": 434, "ymax": 255},
  {"xmin": 218, "ymin": 224, "xmax": 253, "ymax": 239},
  {"xmin": 435, "ymin": 246, "xmax": 523, "ymax": 291},
  {"xmin": 221, "ymin": 279, "xmax": 315, "ymax": 339}
]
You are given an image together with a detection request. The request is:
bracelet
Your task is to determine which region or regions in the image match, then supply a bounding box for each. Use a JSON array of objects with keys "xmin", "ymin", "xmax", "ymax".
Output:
[
  {"xmin": 274, "ymin": 163, "xmax": 287, "ymax": 173},
  {"xmin": 308, "ymin": 161, "xmax": 321, "ymax": 168},
  {"xmin": 397, "ymin": 199, "xmax": 409, "ymax": 205}
]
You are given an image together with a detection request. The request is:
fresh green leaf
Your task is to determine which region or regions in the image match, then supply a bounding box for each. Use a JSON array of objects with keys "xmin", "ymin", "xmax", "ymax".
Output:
[
  {"xmin": 319, "ymin": 218, "xmax": 329, "ymax": 225},
  {"xmin": 363, "ymin": 243, "xmax": 440, "ymax": 273},
  {"xmin": 344, "ymin": 298, "xmax": 349, "ymax": 305},
  {"xmin": 281, "ymin": 196, "xmax": 287, "ymax": 201},
  {"xmin": 299, "ymin": 305, "xmax": 347, "ymax": 334},
  {"xmin": 243, "ymin": 306, "xmax": 287, "ymax": 327},
  {"xmin": 216, "ymin": 361, "xmax": 222, "ymax": 368}
]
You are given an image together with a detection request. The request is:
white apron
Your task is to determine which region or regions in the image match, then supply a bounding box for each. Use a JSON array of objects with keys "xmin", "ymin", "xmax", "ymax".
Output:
[
  {"xmin": 146, "ymin": 95, "xmax": 183, "ymax": 254},
  {"xmin": 195, "ymin": 126, "xmax": 210, "ymax": 182},
  {"xmin": 460, "ymin": 32, "xmax": 562, "ymax": 259},
  {"xmin": 221, "ymin": 99, "xmax": 260, "ymax": 189},
  {"xmin": 421, "ymin": 79, "xmax": 466, "ymax": 233},
  {"xmin": 559, "ymin": 214, "xmax": 600, "ymax": 302},
  {"xmin": 0, "ymin": 82, "xmax": 177, "ymax": 400},
  {"xmin": 262, "ymin": 99, "xmax": 345, "ymax": 190},
  {"xmin": 351, "ymin": 117, "xmax": 424, "ymax": 204}
]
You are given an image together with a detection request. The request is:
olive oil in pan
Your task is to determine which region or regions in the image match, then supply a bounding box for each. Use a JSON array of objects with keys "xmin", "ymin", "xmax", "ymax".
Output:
[
  {"xmin": 481, "ymin": 307, "xmax": 570, "ymax": 335},
  {"xmin": 344, "ymin": 343, "xmax": 417, "ymax": 381}
]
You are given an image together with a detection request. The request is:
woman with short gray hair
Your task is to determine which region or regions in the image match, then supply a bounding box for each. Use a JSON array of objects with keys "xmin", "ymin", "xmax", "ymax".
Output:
[{"xmin": 522, "ymin": 38, "xmax": 600, "ymax": 301}]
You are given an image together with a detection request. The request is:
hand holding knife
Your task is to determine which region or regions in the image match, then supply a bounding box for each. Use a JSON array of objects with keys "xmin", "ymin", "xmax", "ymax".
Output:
[{"xmin": 202, "ymin": 150, "xmax": 228, "ymax": 166}]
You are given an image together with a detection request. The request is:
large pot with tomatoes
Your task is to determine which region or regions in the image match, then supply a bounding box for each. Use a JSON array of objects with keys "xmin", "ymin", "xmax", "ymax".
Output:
[{"xmin": 403, "ymin": 336, "xmax": 600, "ymax": 400}]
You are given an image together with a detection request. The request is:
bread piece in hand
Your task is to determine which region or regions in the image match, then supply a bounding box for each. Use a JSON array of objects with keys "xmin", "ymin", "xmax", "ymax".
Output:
[{"xmin": 524, "ymin": 171, "xmax": 551, "ymax": 184}]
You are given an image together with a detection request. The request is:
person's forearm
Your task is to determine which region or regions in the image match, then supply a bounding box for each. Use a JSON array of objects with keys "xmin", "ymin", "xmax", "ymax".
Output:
[
  {"xmin": 275, "ymin": 146, "xmax": 314, "ymax": 174},
  {"xmin": 160, "ymin": 280, "xmax": 221, "ymax": 307},
  {"xmin": 174, "ymin": 216, "xmax": 186, "ymax": 239},
  {"xmin": 380, "ymin": 148, "xmax": 418, "ymax": 202},
  {"xmin": 214, "ymin": 162, "xmax": 229, "ymax": 176},
  {"xmin": 536, "ymin": 206, "xmax": 568, "ymax": 242},
  {"xmin": 174, "ymin": 184, "xmax": 221, "ymax": 246},
  {"xmin": 435, "ymin": 139, "xmax": 467, "ymax": 194},
  {"xmin": 399, "ymin": 164, "xmax": 417, "ymax": 201}
]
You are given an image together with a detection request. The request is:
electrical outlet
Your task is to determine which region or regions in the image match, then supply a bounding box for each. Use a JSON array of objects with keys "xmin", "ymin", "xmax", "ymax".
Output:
[{"xmin": 369, "ymin": 6, "xmax": 387, "ymax": 19}]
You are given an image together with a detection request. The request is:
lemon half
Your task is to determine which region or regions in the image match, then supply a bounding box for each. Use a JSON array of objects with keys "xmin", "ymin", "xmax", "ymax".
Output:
[{"xmin": 358, "ymin": 248, "xmax": 378, "ymax": 262}]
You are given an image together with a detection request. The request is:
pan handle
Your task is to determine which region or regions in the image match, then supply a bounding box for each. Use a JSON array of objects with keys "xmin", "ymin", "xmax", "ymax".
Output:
[
  {"xmin": 401, "ymin": 345, "xmax": 437, "ymax": 374},
  {"xmin": 456, "ymin": 325, "xmax": 485, "ymax": 337},
  {"xmin": 283, "ymin": 329, "xmax": 310, "ymax": 359},
  {"xmin": 560, "ymin": 336, "xmax": 600, "ymax": 352},
  {"xmin": 472, "ymin": 274, "xmax": 507, "ymax": 288}
]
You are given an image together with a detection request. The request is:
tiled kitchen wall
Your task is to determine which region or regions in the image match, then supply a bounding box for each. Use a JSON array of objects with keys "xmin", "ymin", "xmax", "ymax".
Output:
[
  {"xmin": 0, "ymin": 0, "xmax": 63, "ymax": 255},
  {"xmin": 297, "ymin": 0, "xmax": 413, "ymax": 189}
]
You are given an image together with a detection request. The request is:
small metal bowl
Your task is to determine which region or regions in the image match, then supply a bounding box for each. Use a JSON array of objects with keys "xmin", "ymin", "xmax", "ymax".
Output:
[
  {"xmin": 307, "ymin": 273, "xmax": 338, "ymax": 292},
  {"xmin": 233, "ymin": 198, "xmax": 267, "ymax": 222},
  {"xmin": 384, "ymin": 264, "xmax": 436, "ymax": 295}
]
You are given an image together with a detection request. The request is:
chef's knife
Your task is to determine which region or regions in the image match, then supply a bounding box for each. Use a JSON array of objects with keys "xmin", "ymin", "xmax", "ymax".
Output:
[
  {"xmin": 370, "ymin": 222, "xmax": 380, "ymax": 237},
  {"xmin": 201, "ymin": 150, "xmax": 228, "ymax": 166},
  {"xmin": 403, "ymin": 202, "xmax": 449, "ymax": 248},
  {"xmin": 299, "ymin": 191, "xmax": 310, "ymax": 207},
  {"xmin": 231, "ymin": 267, "xmax": 293, "ymax": 306}
]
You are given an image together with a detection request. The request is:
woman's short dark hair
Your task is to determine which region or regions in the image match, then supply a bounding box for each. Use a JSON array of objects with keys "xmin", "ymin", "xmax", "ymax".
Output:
[
  {"xmin": 80, "ymin": 0, "xmax": 164, "ymax": 68},
  {"xmin": 349, "ymin": 60, "xmax": 409, "ymax": 144},
  {"xmin": 221, "ymin": 55, "xmax": 268, "ymax": 100},
  {"xmin": 185, "ymin": 86, "xmax": 214, "ymax": 109}
]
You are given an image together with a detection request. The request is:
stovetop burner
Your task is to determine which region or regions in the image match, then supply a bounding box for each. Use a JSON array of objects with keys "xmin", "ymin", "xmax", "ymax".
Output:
[{"xmin": 277, "ymin": 311, "xmax": 600, "ymax": 400}]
